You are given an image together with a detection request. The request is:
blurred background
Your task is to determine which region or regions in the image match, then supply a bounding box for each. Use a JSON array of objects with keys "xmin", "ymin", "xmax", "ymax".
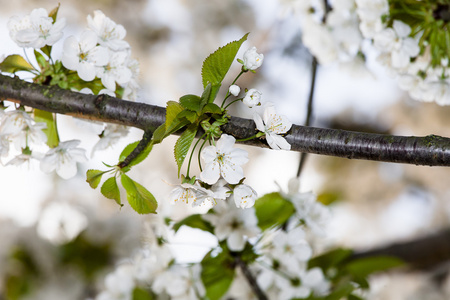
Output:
[{"xmin": 0, "ymin": 0, "xmax": 450, "ymax": 299}]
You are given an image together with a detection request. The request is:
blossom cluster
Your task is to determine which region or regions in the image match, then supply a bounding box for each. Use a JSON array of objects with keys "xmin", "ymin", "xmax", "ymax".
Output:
[
  {"xmin": 97, "ymin": 178, "xmax": 331, "ymax": 300},
  {"xmin": 1, "ymin": 8, "xmax": 139, "ymax": 178},
  {"xmin": 167, "ymin": 47, "xmax": 292, "ymax": 211},
  {"xmin": 287, "ymin": 0, "xmax": 450, "ymax": 105}
]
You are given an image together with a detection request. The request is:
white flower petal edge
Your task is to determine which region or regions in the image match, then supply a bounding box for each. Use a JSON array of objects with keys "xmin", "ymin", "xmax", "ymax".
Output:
[
  {"xmin": 40, "ymin": 140, "xmax": 87, "ymax": 179},
  {"xmin": 233, "ymin": 184, "xmax": 257, "ymax": 209},
  {"xmin": 200, "ymin": 134, "xmax": 248, "ymax": 185},
  {"xmin": 242, "ymin": 46, "xmax": 264, "ymax": 70},
  {"xmin": 253, "ymin": 103, "xmax": 292, "ymax": 150}
]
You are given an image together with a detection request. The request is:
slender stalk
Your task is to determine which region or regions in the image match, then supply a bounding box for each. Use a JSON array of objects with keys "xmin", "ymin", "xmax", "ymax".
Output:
[
  {"xmin": 235, "ymin": 256, "xmax": 268, "ymax": 300},
  {"xmin": 197, "ymin": 137, "xmax": 209, "ymax": 172},
  {"xmin": 224, "ymin": 98, "xmax": 243, "ymax": 110},
  {"xmin": 221, "ymin": 70, "xmax": 245, "ymax": 108},
  {"xmin": 297, "ymin": 57, "xmax": 318, "ymax": 177},
  {"xmin": 186, "ymin": 134, "xmax": 206, "ymax": 177},
  {"xmin": 236, "ymin": 134, "xmax": 259, "ymax": 142}
]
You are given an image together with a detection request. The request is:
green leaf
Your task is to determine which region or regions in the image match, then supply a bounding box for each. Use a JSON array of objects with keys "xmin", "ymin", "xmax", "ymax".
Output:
[
  {"xmin": 86, "ymin": 169, "xmax": 106, "ymax": 189},
  {"xmin": 253, "ymin": 192, "xmax": 295, "ymax": 230},
  {"xmin": 0, "ymin": 55, "xmax": 35, "ymax": 73},
  {"xmin": 179, "ymin": 94, "xmax": 202, "ymax": 113},
  {"xmin": 173, "ymin": 214, "xmax": 214, "ymax": 233},
  {"xmin": 33, "ymin": 109, "xmax": 59, "ymax": 148},
  {"xmin": 201, "ymin": 33, "xmax": 249, "ymax": 102},
  {"xmin": 324, "ymin": 282, "xmax": 355, "ymax": 300},
  {"xmin": 174, "ymin": 123, "xmax": 198, "ymax": 177},
  {"xmin": 200, "ymin": 83, "xmax": 213, "ymax": 106},
  {"xmin": 202, "ymin": 103, "xmax": 223, "ymax": 115},
  {"xmin": 121, "ymin": 174, "xmax": 158, "ymax": 214},
  {"xmin": 177, "ymin": 110, "xmax": 198, "ymax": 124},
  {"xmin": 201, "ymin": 248, "xmax": 235, "ymax": 300},
  {"xmin": 152, "ymin": 123, "xmax": 167, "ymax": 144},
  {"xmin": 34, "ymin": 50, "xmax": 49, "ymax": 70},
  {"xmin": 344, "ymin": 256, "xmax": 404, "ymax": 279},
  {"xmin": 101, "ymin": 176, "xmax": 121, "ymax": 206},
  {"xmin": 119, "ymin": 141, "xmax": 140, "ymax": 162},
  {"xmin": 308, "ymin": 248, "xmax": 353, "ymax": 272},
  {"xmin": 165, "ymin": 101, "xmax": 189, "ymax": 134},
  {"xmin": 132, "ymin": 287, "xmax": 154, "ymax": 300}
]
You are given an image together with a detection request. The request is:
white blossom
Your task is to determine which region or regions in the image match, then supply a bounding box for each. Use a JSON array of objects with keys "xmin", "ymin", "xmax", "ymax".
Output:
[
  {"xmin": 229, "ymin": 84, "xmax": 240, "ymax": 96},
  {"xmin": 40, "ymin": 140, "xmax": 87, "ymax": 179},
  {"xmin": 61, "ymin": 30, "xmax": 109, "ymax": 81},
  {"xmin": 168, "ymin": 183, "xmax": 199, "ymax": 205},
  {"xmin": 243, "ymin": 88, "xmax": 262, "ymax": 108},
  {"xmin": 253, "ymin": 103, "xmax": 292, "ymax": 150},
  {"xmin": 92, "ymin": 124, "xmax": 129, "ymax": 156},
  {"xmin": 200, "ymin": 134, "xmax": 248, "ymax": 185},
  {"xmin": 96, "ymin": 50, "xmax": 133, "ymax": 91},
  {"xmin": 271, "ymin": 227, "xmax": 312, "ymax": 273},
  {"xmin": 96, "ymin": 264, "xmax": 135, "ymax": 300},
  {"xmin": 374, "ymin": 20, "xmax": 420, "ymax": 69},
  {"xmin": 233, "ymin": 184, "xmax": 257, "ymax": 209},
  {"xmin": 7, "ymin": 8, "xmax": 66, "ymax": 48},
  {"xmin": 203, "ymin": 201, "xmax": 260, "ymax": 251},
  {"xmin": 152, "ymin": 265, "xmax": 205, "ymax": 300},
  {"xmin": 242, "ymin": 46, "xmax": 264, "ymax": 70},
  {"xmin": 87, "ymin": 10, "xmax": 130, "ymax": 51}
]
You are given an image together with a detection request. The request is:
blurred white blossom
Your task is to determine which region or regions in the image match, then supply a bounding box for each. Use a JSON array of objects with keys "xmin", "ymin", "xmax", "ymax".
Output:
[{"xmin": 40, "ymin": 140, "xmax": 87, "ymax": 179}]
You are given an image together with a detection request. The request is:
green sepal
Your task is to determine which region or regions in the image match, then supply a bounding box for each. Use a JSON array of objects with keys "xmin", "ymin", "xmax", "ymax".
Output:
[
  {"xmin": 121, "ymin": 174, "xmax": 158, "ymax": 214},
  {"xmin": 101, "ymin": 176, "xmax": 122, "ymax": 206},
  {"xmin": 179, "ymin": 94, "xmax": 202, "ymax": 113},
  {"xmin": 48, "ymin": 3, "xmax": 60, "ymax": 23},
  {"xmin": 0, "ymin": 55, "xmax": 35, "ymax": 73},
  {"xmin": 86, "ymin": 169, "xmax": 107, "ymax": 189},
  {"xmin": 253, "ymin": 192, "xmax": 295, "ymax": 230},
  {"xmin": 172, "ymin": 214, "xmax": 214, "ymax": 233},
  {"xmin": 33, "ymin": 109, "xmax": 59, "ymax": 148},
  {"xmin": 174, "ymin": 123, "xmax": 198, "ymax": 177}
]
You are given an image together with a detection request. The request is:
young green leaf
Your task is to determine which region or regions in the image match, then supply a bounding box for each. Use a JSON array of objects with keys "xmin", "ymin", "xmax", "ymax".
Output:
[
  {"xmin": 344, "ymin": 256, "xmax": 404, "ymax": 279},
  {"xmin": 86, "ymin": 169, "xmax": 107, "ymax": 189},
  {"xmin": 0, "ymin": 55, "xmax": 35, "ymax": 73},
  {"xmin": 121, "ymin": 174, "xmax": 158, "ymax": 214},
  {"xmin": 165, "ymin": 101, "xmax": 189, "ymax": 134},
  {"xmin": 172, "ymin": 214, "xmax": 214, "ymax": 233},
  {"xmin": 254, "ymin": 192, "xmax": 295, "ymax": 230},
  {"xmin": 174, "ymin": 123, "xmax": 198, "ymax": 177},
  {"xmin": 177, "ymin": 110, "xmax": 198, "ymax": 124},
  {"xmin": 201, "ymin": 248, "xmax": 235, "ymax": 300},
  {"xmin": 308, "ymin": 248, "xmax": 353, "ymax": 272},
  {"xmin": 132, "ymin": 287, "xmax": 154, "ymax": 300},
  {"xmin": 101, "ymin": 176, "xmax": 121, "ymax": 206},
  {"xmin": 179, "ymin": 94, "xmax": 202, "ymax": 113},
  {"xmin": 33, "ymin": 109, "xmax": 59, "ymax": 148},
  {"xmin": 152, "ymin": 123, "xmax": 167, "ymax": 144},
  {"xmin": 202, "ymin": 103, "xmax": 223, "ymax": 115},
  {"xmin": 199, "ymin": 83, "xmax": 212, "ymax": 107},
  {"xmin": 201, "ymin": 33, "xmax": 249, "ymax": 102}
]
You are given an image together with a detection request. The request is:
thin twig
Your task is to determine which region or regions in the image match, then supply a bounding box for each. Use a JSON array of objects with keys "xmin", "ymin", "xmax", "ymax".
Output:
[
  {"xmin": 234, "ymin": 256, "xmax": 268, "ymax": 300},
  {"xmin": 297, "ymin": 56, "xmax": 318, "ymax": 177}
]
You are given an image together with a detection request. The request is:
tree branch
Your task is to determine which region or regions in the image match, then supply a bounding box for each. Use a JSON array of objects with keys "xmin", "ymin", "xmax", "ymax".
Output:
[
  {"xmin": 351, "ymin": 228, "xmax": 450, "ymax": 270},
  {"xmin": 1, "ymin": 74, "xmax": 450, "ymax": 167}
]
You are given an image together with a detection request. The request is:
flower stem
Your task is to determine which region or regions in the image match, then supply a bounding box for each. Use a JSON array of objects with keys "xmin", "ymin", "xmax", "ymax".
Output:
[
  {"xmin": 223, "ymin": 98, "xmax": 243, "ymax": 110},
  {"xmin": 221, "ymin": 70, "xmax": 245, "ymax": 108},
  {"xmin": 186, "ymin": 133, "xmax": 207, "ymax": 178},
  {"xmin": 197, "ymin": 136, "xmax": 209, "ymax": 172},
  {"xmin": 236, "ymin": 134, "xmax": 259, "ymax": 142}
]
